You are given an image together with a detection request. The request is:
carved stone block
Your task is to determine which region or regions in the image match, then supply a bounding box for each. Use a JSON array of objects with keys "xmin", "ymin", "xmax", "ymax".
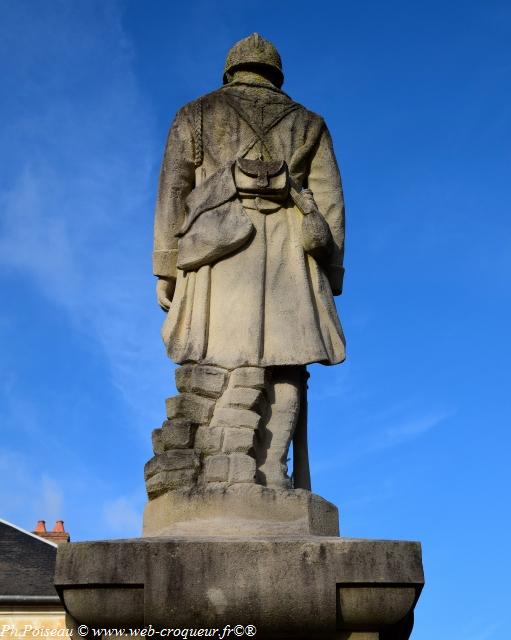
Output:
[
  {"xmin": 161, "ymin": 419, "xmax": 196, "ymax": 449},
  {"xmin": 229, "ymin": 366, "xmax": 267, "ymax": 390},
  {"xmin": 175, "ymin": 364, "xmax": 227, "ymax": 399},
  {"xmin": 145, "ymin": 469, "xmax": 198, "ymax": 499},
  {"xmin": 194, "ymin": 426, "xmax": 223, "ymax": 455},
  {"xmin": 210, "ymin": 407, "xmax": 261, "ymax": 430},
  {"xmin": 222, "ymin": 427, "xmax": 255, "ymax": 454},
  {"xmin": 228, "ymin": 453, "xmax": 256, "ymax": 483},
  {"xmin": 165, "ymin": 393, "xmax": 215, "ymax": 424},
  {"xmin": 204, "ymin": 455, "xmax": 230, "ymax": 482},
  {"xmin": 144, "ymin": 450, "xmax": 200, "ymax": 480},
  {"xmin": 221, "ymin": 386, "xmax": 264, "ymax": 412},
  {"xmin": 151, "ymin": 428, "xmax": 164, "ymax": 455}
]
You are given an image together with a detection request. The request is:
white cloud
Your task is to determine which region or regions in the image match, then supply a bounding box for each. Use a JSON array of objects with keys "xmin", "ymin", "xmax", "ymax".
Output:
[{"xmin": 102, "ymin": 495, "xmax": 143, "ymax": 537}]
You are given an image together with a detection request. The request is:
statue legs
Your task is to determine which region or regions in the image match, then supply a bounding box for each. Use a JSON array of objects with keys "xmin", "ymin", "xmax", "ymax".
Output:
[
  {"xmin": 256, "ymin": 366, "xmax": 307, "ymax": 489},
  {"xmin": 146, "ymin": 364, "xmax": 312, "ymax": 495}
]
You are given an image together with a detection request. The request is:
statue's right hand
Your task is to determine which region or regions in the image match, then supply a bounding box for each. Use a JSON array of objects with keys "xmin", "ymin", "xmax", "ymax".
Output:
[{"xmin": 156, "ymin": 276, "xmax": 176, "ymax": 312}]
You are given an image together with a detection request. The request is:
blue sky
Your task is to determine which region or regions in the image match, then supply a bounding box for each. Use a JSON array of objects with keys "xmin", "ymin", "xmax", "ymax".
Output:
[{"xmin": 1, "ymin": 1, "xmax": 510, "ymax": 638}]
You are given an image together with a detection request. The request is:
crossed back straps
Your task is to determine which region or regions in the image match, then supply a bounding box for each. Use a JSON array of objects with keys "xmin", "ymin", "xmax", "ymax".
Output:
[{"xmin": 191, "ymin": 94, "xmax": 300, "ymax": 168}]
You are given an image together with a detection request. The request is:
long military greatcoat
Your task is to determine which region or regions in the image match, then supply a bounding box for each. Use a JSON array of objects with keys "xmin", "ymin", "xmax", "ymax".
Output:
[{"xmin": 153, "ymin": 77, "xmax": 346, "ymax": 369}]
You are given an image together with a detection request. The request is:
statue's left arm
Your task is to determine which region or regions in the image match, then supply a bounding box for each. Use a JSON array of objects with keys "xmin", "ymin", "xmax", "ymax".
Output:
[{"xmin": 306, "ymin": 123, "xmax": 345, "ymax": 296}]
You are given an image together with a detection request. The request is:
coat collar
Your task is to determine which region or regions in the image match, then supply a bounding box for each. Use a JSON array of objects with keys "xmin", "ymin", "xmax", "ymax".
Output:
[{"xmin": 221, "ymin": 78, "xmax": 292, "ymax": 102}]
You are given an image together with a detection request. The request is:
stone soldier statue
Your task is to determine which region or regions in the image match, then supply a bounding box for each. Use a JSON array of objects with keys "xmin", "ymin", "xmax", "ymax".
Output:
[{"xmin": 145, "ymin": 33, "xmax": 346, "ymax": 531}]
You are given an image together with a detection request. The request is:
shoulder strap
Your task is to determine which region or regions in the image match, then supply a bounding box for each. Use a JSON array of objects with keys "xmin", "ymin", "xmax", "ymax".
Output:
[
  {"xmin": 191, "ymin": 98, "xmax": 205, "ymax": 185},
  {"xmin": 192, "ymin": 98, "xmax": 203, "ymax": 168}
]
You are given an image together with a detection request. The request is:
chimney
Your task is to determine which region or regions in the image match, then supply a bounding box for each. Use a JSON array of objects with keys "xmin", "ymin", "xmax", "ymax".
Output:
[
  {"xmin": 34, "ymin": 520, "xmax": 47, "ymax": 533},
  {"xmin": 33, "ymin": 520, "xmax": 70, "ymax": 544}
]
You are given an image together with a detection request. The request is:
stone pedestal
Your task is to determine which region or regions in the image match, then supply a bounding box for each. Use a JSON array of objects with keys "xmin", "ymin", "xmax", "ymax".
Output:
[
  {"xmin": 55, "ymin": 536, "xmax": 423, "ymax": 640},
  {"xmin": 143, "ymin": 485, "xmax": 339, "ymax": 536}
]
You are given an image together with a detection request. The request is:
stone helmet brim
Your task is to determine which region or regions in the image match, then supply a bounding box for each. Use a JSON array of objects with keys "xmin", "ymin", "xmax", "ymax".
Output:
[{"xmin": 223, "ymin": 33, "xmax": 284, "ymax": 86}]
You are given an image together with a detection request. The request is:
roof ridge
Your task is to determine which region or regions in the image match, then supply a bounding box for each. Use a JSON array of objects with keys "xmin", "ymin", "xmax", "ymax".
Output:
[{"xmin": 0, "ymin": 518, "xmax": 58, "ymax": 548}]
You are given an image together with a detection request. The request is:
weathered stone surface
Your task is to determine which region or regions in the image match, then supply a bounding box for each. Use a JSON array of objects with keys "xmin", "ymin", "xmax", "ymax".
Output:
[
  {"xmin": 204, "ymin": 481, "xmax": 229, "ymax": 491},
  {"xmin": 228, "ymin": 453, "xmax": 256, "ymax": 483},
  {"xmin": 151, "ymin": 428, "xmax": 164, "ymax": 455},
  {"xmin": 338, "ymin": 586, "xmax": 417, "ymax": 626},
  {"xmin": 210, "ymin": 407, "xmax": 261, "ymax": 430},
  {"xmin": 161, "ymin": 419, "xmax": 196, "ymax": 449},
  {"xmin": 194, "ymin": 426, "xmax": 223, "ymax": 454},
  {"xmin": 143, "ymin": 486, "xmax": 339, "ymax": 537},
  {"xmin": 222, "ymin": 427, "xmax": 255, "ymax": 454},
  {"xmin": 145, "ymin": 444, "xmax": 200, "ymax": 497},
  {"xmin": 165, "ymin": 393, "xmax": 215, "ymax": 423},
  {"xmin": 146, "ymin": 470, "xmax": 198, "ymax": 498},
  {"xmin": 204, "ymin": 455, "xmax": 230, "ymax": 482},
  {"xmin": 229, "ymin": 366, "xmax": 267, "ymax": 390},
  {"xmin": 56, "ymin": 536, "xmax": 423, "ymax": 638},
  {"xmin": 222, "ymin": 386, "xmax": 264, "ymax": 412},
  {"xmin": 144, "ymin": 450, "xmax": 199, "ymax": 480},
  {"xmin": 175, "ymin": 364, "xmax": 227, "ymax": 399}
]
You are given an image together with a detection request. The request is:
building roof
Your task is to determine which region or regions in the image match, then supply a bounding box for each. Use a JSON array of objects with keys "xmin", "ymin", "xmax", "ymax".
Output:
[{"xmin": 0, "ymin": 519, "xmax": 58, "ymax": 598}]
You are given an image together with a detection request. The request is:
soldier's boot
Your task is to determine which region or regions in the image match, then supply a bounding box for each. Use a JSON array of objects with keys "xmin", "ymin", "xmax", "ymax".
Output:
[{"xmin": 256, "ymin": 366, "xmax": 303, "ymax": 488}]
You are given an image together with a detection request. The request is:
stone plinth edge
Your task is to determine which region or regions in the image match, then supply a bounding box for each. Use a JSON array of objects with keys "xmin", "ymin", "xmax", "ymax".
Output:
[{"xmin": 55, "ymin": 536, "xmax": 424, "ymax": 640}]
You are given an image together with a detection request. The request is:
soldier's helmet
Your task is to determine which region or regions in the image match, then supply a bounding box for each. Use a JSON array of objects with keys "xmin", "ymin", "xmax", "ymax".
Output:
[{"xmin": 223, "ymin": 33, "xmax": 284, "ymax": 87}]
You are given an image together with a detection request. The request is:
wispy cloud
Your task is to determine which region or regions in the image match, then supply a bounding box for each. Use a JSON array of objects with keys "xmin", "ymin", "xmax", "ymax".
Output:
[
  {"xmin": 0, "ymin": 2, "xmax": 167, "ymax": 424},
  {"xmin": 102, "ymin": 494, "xmax": 144, "ymax": 538},
  {"xmin": 461, "ymin": 621, "xmax": 502, "ymax": 640},
  {"xmin": 313, "ymin": 404, "xmax": 453, "ymax": 475},
  {"xmin": 40, "ymin": 476, "xmax": 64, "ymax": 523},
  {"xmin": 308, "ymin": 362, "xmax": 370, "ymax": 403},
  {"xmin": 0, "ymin": 448, "xmax": 147, "ymax": 539},
  {"xmin": 341, "ymin": 479, "xmax": 396, "ymax": 509},
  {"xmin": 0, "ymin": 451, "xmax": 65, "ymax": 530},
  {"xmin": 376, "ymin": 409, "xmax": 453, "ymax": 449}
]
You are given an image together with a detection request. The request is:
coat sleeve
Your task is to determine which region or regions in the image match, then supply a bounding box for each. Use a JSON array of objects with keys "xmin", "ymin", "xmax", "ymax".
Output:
[
  {"xmin": 153, "ymin": 108, "xmax": 196, "ymax": 278},
  {"xmin": 306, "ymin": 122, "xmax": 345, "ymax": 296}
]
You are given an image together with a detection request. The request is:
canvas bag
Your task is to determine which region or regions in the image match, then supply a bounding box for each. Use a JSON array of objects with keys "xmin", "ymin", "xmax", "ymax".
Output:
[{"xmin": 176, "ymin": 162, "xmax": 254, "ymax": 271}]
